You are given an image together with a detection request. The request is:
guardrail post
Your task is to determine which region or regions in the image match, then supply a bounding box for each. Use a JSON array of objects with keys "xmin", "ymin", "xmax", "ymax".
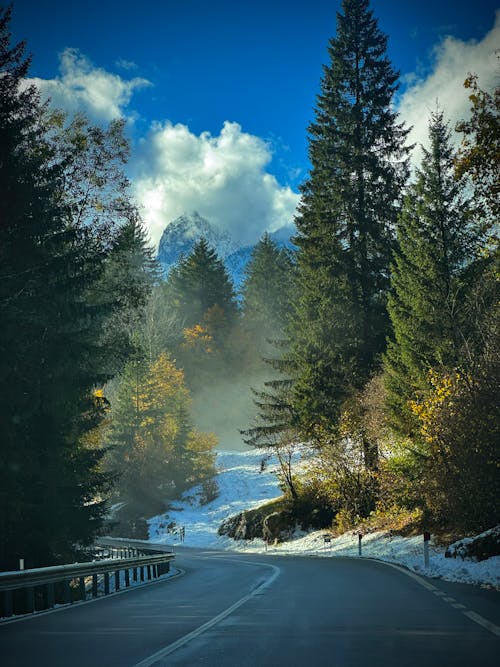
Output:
[
  {"xmin": 25, "ymin": 586, "xmax": 35, "ymax": 613},
  {"xmin": 47, "ymin": 582, "xmax": 55, "ymax": 609},
  {"xmin": 92, "ymin": 574, "xmax": 98, "ymax": 598},
  {"xmin": 114, "ymin": 570, "xmax": 120, "ymax": 591},
  {"xmin": 79, "ymin": 576, "xmax": 86, "ymax": 601},
  {"xmin": 63, "ymin": 580, "xmax": 71, "ymax": 604},
  {"xmin": 104, "ymin": 572, "xmax": 110, "ymax": 595},
  {"xmin": 3, "ymin": 590, "xmax": 13, "ymax": 617},
  {"xmin": 424, "ymin": 532, "xmax": 431, "ymax": 568}
]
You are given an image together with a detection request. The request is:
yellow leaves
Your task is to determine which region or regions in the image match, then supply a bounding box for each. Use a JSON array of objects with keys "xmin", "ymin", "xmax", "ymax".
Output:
[
  {"xmin": 182, "ymin": 324, "xmax": 213, "ymax": 354},
  {"xmin": 186, "ymin": 429, "xmax": 218, "ymax": 454},
  {"xmin": 410, "ymin": 370, "xmax": 462, "ymax": 444}
]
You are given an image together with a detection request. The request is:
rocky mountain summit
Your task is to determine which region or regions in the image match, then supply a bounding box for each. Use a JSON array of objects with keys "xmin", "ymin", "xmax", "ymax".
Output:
[{"xmin": 156, "ymin": 212, "xmax": 295, "ymax": 289}]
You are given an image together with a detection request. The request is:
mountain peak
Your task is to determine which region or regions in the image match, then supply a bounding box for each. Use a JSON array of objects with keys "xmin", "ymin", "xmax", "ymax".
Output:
[
  {"xmin": 157, "ymin": 213, "xmax": 296, "ymax": 287},
  {"xmin": 157, "ymin": 212, "xmax": 238, "ymax": 275}
]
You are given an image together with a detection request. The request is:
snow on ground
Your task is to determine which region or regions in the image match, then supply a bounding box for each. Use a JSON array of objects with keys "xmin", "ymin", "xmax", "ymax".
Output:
[{"xmin": 148, "ymin": 449, "xmax": 500, "ymax": 589}]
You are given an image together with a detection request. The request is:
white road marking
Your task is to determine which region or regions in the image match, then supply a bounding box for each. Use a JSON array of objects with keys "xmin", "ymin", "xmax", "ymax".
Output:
[
  {"xmin": 371, "ymin": 559, "xmax": 500, "ymax": 638},
  {"xmin": 463, "ymin": 611, "xmax": 500, "ymax": 638},
  {"xmin": 132, "ymin": 560, "xmax": 281, "ymax": 667}
]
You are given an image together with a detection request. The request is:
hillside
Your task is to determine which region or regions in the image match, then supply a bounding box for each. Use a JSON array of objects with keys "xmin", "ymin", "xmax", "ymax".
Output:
[{"xmin": 147, "ymin": 450, "xmax": 500, "ymax": 589}]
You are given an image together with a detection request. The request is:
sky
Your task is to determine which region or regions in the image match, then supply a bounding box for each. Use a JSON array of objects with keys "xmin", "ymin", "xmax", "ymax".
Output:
[{"xmin": 10, "ymin": 0, "xmax": 500, "ymax": 248}]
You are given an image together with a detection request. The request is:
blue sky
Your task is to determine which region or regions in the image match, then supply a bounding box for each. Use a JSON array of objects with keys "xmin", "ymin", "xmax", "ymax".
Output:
[{"xmin": 10, "ymin": 0, "xmax": 500, "ymax": 246}]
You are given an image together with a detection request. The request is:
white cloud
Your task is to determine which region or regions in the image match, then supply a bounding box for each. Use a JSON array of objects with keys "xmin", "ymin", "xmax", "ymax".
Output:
[
  {"xmin": 398, "ymin": 11, "xmax": 500, "ymax": 165},
  {"xmin": 29, "ymin": 48, "xmax": 150, "ymax": 123},
  {"xmin": 133, "ymin": 120, "xmax": 300, "ymax": 248}
]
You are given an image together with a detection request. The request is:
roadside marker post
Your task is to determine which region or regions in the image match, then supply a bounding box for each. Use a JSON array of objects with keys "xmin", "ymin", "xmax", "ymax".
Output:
[
  {"xmin": 423, "ymin": 532, "xmax": 431, "ymax": 568},
  {"xmin": 358, "ymin": 533, "xmax": 362, "ymax": 556}
]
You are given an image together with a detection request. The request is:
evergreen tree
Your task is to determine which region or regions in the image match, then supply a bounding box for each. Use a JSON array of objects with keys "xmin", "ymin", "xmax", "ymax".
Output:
[
  {"xmin": 0, "ymin": 9, "xmax": 155, "ymax": 568},
  {"xmin": 0, "ymin": 8, "xmax": 111, "ymax": 567},
  {"xmin": 169, "ymin": 237, "xmax": 238, "ymax": 332},
  {"xmin": 241, "ymin": 233, "xmax": 295, "ymax": 357},
  {"xmin": 455, "ymin": 71, "xmax": 499, "ymax": 227},
  {"xmin": 97, "ymin": 212, "xmax": 160, "ymax": 372},
  {"xmin": 384, "ymin": 110, "xmax": 481, "ymax": 435},
  {"xmin": 290, "ymin": 0, "xmax": 410, "ymax": 437}
]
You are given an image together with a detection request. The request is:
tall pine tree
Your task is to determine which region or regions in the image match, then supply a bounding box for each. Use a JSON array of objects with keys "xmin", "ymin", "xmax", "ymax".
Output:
[
  {"xmin": 384, "ymin": 110, "xmax": 480, "ymax": 435},
  {"xmin": 0, "ymin": 8, "xmax": 156, "ymax": 568},
  {"xmin": 168, "ymin": 237, "xmax": 238, "ymax": 333},
  {"xmin": 291, "ymin": 0, "xmax": 410, "ymax": 438},
  {"xmin": 241, "ymin": 233, "xmax": 295, "ymax": 358}
]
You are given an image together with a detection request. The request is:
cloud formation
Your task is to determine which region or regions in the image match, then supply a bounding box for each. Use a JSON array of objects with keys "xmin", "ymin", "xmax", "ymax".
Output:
[
  {"xmin": 397, "ymin": 12, "xmax": 499, "ymax": 164},
  {"xmin": 29, "ymin": 48, "xmax": 150, "ymax": 123},
  {"xmin": 133, "ymin": 120, "xmax": 300, "ymax": 248}
]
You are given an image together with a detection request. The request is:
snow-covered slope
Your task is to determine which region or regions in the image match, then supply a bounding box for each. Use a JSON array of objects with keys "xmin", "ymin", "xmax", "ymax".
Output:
[
  {"xmin": 148, "ymin": 450, "xmax": 500, "ymax": 588},
  {"xmin": 149, "ymin": 449, "xmax": 282, "ymax": 548}
]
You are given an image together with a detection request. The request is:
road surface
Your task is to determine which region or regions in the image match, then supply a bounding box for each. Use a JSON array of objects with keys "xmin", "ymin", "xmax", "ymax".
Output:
[{"xmin": 1, "ymin": 547, "xmax": 498, "ymax": 666}]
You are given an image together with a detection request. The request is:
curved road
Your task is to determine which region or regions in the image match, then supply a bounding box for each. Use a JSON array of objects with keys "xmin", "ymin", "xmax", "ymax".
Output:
[{"xmin": 1, "ymin": 548, "xmax": 498, "ymax": 666}]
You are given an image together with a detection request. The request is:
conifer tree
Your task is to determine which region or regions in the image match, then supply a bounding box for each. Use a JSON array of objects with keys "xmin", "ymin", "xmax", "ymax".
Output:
[
  {"xmin": 0, "ymin": 8, "xmax": 112, "ymax": 567},
  {"xmin": 384, "ymin": 110, "xmax": 480, "ymax": 435},
  {"xmin": 241, "ymin": 233, "xmax": 295, "ymax": 357},
  {"xmin": 0, "ymin": 8, "xmax": 156, "ymax": 568},
  {"xmin": 169, "ymin": 237, "xmax": 238, "ymax": 332},
  {"xmin": 291, "ymin": 0, "xmax": 410, "ymax": 437}
]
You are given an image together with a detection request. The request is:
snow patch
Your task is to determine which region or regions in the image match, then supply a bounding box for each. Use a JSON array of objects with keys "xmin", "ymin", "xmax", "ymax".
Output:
[{"xmin": 148, "ymin": 450, "xmax": 500, "ymax": 588}]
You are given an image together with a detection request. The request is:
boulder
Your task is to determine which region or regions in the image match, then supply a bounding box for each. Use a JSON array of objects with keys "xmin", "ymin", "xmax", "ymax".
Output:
[{"xmin": 445, "ymin": 525, "xmax": 500, "ymax": 561}]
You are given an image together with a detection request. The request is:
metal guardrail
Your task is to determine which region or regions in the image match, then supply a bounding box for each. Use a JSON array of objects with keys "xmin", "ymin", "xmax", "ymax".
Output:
[
  {"xmin": 96, "ymin": 537, "xmax": 175, "ymax": 554},
  {"xmin": 0, "ymin": 539, "xmax": 175, "ymax": 619}
]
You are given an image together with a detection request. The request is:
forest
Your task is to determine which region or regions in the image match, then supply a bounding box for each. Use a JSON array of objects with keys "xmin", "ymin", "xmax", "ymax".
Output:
[{"xmin": 0, "ymin": 0, "xmax": 498, "ymax": 571}]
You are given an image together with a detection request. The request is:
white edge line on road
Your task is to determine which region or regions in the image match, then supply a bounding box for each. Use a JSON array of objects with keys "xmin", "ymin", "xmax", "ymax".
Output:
[
  {"xmin": 132, "ymin": 561, "xmax": 281, "ymax": 667},
  {"xmin": 0, "ymin": 567, "xmax": 185, "ymax": 626},
  {"xmin": 372, "ymin": 558, "xmax": 500, "ymax": 638},
  {"xmin": 463, "ymin": 611, "xmax": 500, "ymax": 638},
  {"xmin": 375, "ymin": 559, "xmax": 438, "ymax": 591}
]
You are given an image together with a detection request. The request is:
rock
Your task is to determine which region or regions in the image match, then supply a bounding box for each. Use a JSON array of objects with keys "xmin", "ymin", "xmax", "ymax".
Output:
[
  {"xmin": 445, "ymin": 525, "xmax": 500, "ymax": 561},
  {"xmin": 218, "ymin": 510, "xmax": 264, "ymax": 541},
  {"xmin": 263, "ymin": 511, "xmax": 292, "ymax": 544}
]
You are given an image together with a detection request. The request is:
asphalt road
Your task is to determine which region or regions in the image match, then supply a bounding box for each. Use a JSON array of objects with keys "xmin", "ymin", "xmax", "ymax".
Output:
[{"xmin": 1, "ymin": 548, "xmax": 498, "ymax": 666}]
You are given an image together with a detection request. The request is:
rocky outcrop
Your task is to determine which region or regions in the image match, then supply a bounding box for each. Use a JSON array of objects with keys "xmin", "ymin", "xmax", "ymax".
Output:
[
  {"xmin": 218, "ymin": 505, "xmax": 294, "ymax": 544},
  {"xmin": 445, "ymin": 525, "xmax": 500, "ymax": 561},
  {"xmin": 218, "ymin": 509, "xmax": 264, "ymax": 541}
]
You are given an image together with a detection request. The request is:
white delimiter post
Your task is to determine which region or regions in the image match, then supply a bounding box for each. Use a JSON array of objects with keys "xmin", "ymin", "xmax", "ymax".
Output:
[
  {"xmin": 423, "ymin": 532, "xmax": 431, "ymax": 568},
  {"xmin": 358, "ymin": 533, "xmax": 362, "ymax": 556}
]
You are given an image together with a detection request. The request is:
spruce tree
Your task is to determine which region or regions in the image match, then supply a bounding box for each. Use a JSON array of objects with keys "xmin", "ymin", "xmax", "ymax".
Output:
[
  {"xmin": 169, "ymin": 237, "xmax": 238, "ymax": 332},
  {"xmin": 0, "ymin": 8, "xmax": 155, "ymax": 568},
  {"xmin": 241, "ymin": 233, "xmax": 295, "ymax": 358},
  {"xmin": 0, "ymin": 8, "xmax": 111, "ymax": 567},
  {"xmin": 384, "ymin": 110, "xmax": 480, "ymax": 435},
  {"xmin": 291, "ymin": 0, "xmax": 410, "ymax": 436}
]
